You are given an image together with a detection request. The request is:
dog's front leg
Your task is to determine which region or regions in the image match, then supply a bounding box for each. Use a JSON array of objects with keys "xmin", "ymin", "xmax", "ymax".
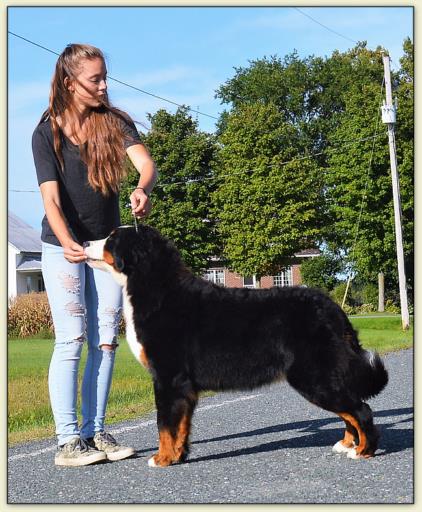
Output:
[{"xmin": 148, "ymin": 376, "xmax": 197, "ymax": 468}]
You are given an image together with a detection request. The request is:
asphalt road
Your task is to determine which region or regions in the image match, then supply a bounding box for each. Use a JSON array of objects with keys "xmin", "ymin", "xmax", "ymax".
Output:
[{"xmin": 8, "ymin": 349, "xmax": 413, "ymax": 504}]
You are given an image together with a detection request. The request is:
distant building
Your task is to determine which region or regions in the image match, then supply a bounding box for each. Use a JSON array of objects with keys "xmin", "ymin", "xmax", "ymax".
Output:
[
  {"xmin": 203, "ymin": 249, "xmax": 320, "ymax": 289},
  {"xmin": 8, "ymin": 212, "xmax": 44, "ymax": 299}
]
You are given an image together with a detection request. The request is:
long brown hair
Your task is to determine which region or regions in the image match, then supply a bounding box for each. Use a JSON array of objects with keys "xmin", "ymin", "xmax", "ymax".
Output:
[{"xmin": 40, "ymin": 43, "xmax": 131, "ymax": 196}]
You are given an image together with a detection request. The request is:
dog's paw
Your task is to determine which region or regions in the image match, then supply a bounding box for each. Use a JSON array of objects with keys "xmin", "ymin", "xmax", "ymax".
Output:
[
  {"xmin": 346, "ymin": 448, "xmax": 374, "ymax": 460},
  {"xmin": 147, "ymin": 453, "xmax": 174, "ymax": 468},
  {"xmin": 332, "ymin": 441, "xmax": 355, "ymax": 454},
  {"xmin": 148, "ymin": 455, "xmax": 159, "ymax": 467}
]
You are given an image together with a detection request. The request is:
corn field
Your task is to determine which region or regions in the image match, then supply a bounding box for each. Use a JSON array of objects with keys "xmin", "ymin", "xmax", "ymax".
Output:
[{"xmin": 8, "ymin": 292, "xmax": 125, "ymax": 338}]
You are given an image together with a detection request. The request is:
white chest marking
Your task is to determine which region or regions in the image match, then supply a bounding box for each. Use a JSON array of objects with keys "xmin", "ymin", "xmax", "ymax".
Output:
[{"xmin": 122, "ymin": 285, "xmax": 143, "ymax": 362}]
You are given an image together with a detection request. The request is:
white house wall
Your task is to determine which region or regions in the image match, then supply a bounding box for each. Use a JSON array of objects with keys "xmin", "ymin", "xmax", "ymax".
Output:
[{"xmin": 8, "ymin": 244, "xmax": 19, "ymax": 299}]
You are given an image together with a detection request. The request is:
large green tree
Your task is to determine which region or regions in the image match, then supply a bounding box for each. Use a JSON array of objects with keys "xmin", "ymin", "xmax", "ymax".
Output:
[
  {"xmin": 324, "ymin": 42, "xmax": 414, "ymax": 296},
  {"xmin": 119, "ymin": 107, "xmax": 219, "ymax": 273},
  {"xmin": 212, "ymin": 102, "xmax": 323, "ymax": 279},
  {"xmin": 215, "ymin": 41, "xmax": 413, "ymax": 296}
]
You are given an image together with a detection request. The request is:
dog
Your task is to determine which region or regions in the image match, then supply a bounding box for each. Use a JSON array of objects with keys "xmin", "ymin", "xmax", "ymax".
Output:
[{"xmin": 84, "ymin": 225, "xmax": 388, "ymax": 467}]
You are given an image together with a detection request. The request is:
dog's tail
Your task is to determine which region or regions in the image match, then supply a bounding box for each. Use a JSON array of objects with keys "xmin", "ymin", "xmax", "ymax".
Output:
[
  {"xmin": 358, "ymin": 349, "xmax": 389, "ymax": 400},
  {"xmin": 344, "ymin": 323, "xmax": 389, "ymax": 401}
]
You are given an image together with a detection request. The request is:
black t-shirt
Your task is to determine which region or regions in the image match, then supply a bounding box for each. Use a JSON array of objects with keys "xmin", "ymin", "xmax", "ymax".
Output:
[{"xmin": 32, "ymin": 114, "xmax": 142, "ymax": 246}]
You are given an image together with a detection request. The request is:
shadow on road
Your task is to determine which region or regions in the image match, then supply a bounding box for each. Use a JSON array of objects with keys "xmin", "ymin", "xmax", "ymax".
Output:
[{"xmin": 183, "ymin": 407, "xmax": 413, "ymax": 464}]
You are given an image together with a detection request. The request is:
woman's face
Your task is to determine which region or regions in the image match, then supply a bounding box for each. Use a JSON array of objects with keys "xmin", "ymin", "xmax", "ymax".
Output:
[{"xmin": 68, "ymin": 57, "xmax": 107, "ymax": 112}]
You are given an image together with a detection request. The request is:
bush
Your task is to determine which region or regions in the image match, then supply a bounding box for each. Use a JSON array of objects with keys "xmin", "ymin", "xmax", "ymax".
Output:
[
  {"xmin": 385, "ymin": 299, "xmax": 401, "ymax": 314},
  {"xmin": 8, "ymin": 292, "xmax": 54, "ymax": 338},
  {"xmin": 8, "ymin": 292, "xmax": 127, "ymax": 339},
  {"xmin": 355, "ymin": 303, "xmax": 376, "ymax": 314},
  {"xmin": 300, "ymin": 253, "xmax": 342, "ymax": 293},
  {"xmin": 330, "ymin": 282, "xmax": 354, "ymax": 306},
  {"xmin": 359, "ymin": 283, "xmax": 378, "ymax": 309}
]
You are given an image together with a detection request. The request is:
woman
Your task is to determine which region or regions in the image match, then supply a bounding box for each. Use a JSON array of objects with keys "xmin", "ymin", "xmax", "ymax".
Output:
[{"xmin": 32, "ymin": 43, "xmax": 157, "ymax": 467}]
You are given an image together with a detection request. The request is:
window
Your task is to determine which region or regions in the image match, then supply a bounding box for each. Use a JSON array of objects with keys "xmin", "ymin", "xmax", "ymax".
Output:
[
  {"xmin": 204, "ymin": 269, "xmax": 225, "ymax": 286},
  {"xmin": 38, "ymin": 277, "xmax": 45, "ymax": 292},
  {"xmin": 273, "ymin": 268, "xmax": 293, "ymax": 287},
  {"xmin": 243, "ymin": 276, "xmax": 256, "ymax": 288}
]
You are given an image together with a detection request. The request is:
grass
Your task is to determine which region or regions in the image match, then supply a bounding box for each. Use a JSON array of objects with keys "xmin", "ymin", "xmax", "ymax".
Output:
[
  {"xmin": 8, "ymin": 338, "xmax": 155, "ymax": 445},
  {"xmin": 350, "ymin": 316, "xmax": 413, "ymax": 354},
  {"xmin": 8, "ymin": 316, "xmax": 413, "ymax": 446}
]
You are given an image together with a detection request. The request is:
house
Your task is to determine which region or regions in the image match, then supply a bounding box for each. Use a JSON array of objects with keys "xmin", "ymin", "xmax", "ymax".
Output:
[
  {"xmin": 8, "ymin": 212, "xmax": 44, "ymax": 299},
  {"xmin": 203, "ymin": 249, "xmax": 320, "ymax": 288}
]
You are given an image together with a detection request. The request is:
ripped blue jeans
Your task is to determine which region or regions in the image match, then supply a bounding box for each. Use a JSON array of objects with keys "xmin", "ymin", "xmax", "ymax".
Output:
[{"xmin": 42, "ymin": 242, "xmax": 122, "ymax": 446}]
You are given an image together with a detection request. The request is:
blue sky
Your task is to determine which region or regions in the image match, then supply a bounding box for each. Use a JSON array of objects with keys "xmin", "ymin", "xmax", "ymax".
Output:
[{"xmin": 8, "ymin": 5, "xmax": 413, "ymax": 230}]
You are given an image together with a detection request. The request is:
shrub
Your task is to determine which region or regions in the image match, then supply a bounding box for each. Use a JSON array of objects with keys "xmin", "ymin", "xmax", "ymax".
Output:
[
  {"xmin": 8, "ymin": 292, "xmax": 54, "ymax": 338},
  {"xmin": 355, "ymin": 303, "xmax": 376, "ymax": 314},
  {"xmin": 342, "ymin": 304, "xmax": 356, "ymax": 315},
  {"xmin": 300, "ymin": 253, "xmax": 342, "ymax": 293},
  {"xmin": 385, "ymin": 299, "xmax": 401, "ymax": 314},
  {"xmin": 359, "ymin": 284, "xmax": 378, "ymax": 309},
  {"xmin": 330, "ymin": 282, "xmax": 358, "ymax": 307}
]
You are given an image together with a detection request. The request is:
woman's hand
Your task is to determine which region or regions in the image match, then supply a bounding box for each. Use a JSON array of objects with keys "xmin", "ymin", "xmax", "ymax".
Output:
[
  {"xmin": 63, "ymin": 240, "xmax": 87, "ymax": 263},
  {"xmin": 129, "ymin": 188, "xmax": 152, "ymax": 218}
]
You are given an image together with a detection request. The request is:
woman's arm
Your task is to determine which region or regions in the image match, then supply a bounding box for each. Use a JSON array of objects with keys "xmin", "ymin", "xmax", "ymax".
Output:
[
  {"xmin": 126, "ymin": 144, "xmax": 158, "ymax": 218},
  {"xmin": 39, "ymin": 181, "xmax": 86, "ymax": 263}
]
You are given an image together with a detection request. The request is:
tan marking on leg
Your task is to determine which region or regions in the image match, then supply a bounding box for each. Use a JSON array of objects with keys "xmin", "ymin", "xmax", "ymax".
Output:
[
  {"xmin": 174, "ymin": 414, "xmax": 191, "ymax": 460},
  {"xmin": 149, "ymin": 429, "xmax": 178, "ymax": 467},
  {"xmin": 339, "ymin": 412, "xmax": 373, "ymax": 458},
  {"xmin": 139, "ymin": 347, "xmax": 150, "ymax": 369},
  {"xmin": 339, "ymin": 417, "xmax": 357, "ymax": 448}
]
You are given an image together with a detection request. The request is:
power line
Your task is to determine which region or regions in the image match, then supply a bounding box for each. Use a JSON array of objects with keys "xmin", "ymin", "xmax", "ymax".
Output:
[
  {"xmin": 8, "ymin": 30, "xmax": 219, "ymax": 122},
  {"xmin": 9, "ymin": 132, "xmax": 385, "ymax": 194},
  {"xmin": 293, "ymin": 7, "xmax": 403, "ymax": 70},
  {"xmin": 293, "ymin": 7, "xmax": 358, "ymax": 45}
]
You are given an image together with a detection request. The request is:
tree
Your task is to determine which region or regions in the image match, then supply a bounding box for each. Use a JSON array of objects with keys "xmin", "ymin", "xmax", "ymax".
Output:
[
  {"xmin": 215, "ymin": 42, "xmax": 413, "ymax": 298},
  {"xmin": 394, "ymin": 37, "xmax": 414, "ymax": 298},
  {"xmin": 212, "ymin": 102, "xmax": 323, "ymax": 279},
  {"xmin": 324, "ymin": 42, "xmax": 413, "ymax": 297},
  {"xmin": 119, "ymin": 107, "xmax": 219, "ymax": 273},
  {"xmin": 300, "ymin": 253, "xmax": 343, "ymax": 293}
]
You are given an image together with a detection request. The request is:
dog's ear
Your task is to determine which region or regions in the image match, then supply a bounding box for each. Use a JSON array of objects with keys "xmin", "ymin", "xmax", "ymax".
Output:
[{"xmin": 114, "ymin": 254, "xmax": 125, "ymax": 272}]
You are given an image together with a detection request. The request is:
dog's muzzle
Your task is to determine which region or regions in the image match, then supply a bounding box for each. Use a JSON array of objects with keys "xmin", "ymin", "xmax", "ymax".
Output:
[{"xmin": 84, "ymin": 238, "xmax": 107, "ymax": 265}]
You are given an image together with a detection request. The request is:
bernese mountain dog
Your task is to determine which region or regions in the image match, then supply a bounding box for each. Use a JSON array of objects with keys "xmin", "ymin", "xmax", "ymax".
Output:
[{"xmin": 84, "ymin": 225, "xmax": 388, "ymax": 467}]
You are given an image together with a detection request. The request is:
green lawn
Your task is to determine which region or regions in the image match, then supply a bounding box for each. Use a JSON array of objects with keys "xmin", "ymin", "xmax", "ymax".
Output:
[
  {"xmin": 8, "ymin": 338, "xmax": 155, "ymax": 445},
  {"xmin": 8, "ymin": 316, "xmax": 413, "ymax": 445}
]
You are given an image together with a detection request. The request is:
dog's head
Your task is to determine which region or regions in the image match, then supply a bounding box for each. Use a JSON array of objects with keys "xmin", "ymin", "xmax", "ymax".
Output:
[{"xmin": 84, "ymin": 224, "xmax": 181, "ymax": 288}]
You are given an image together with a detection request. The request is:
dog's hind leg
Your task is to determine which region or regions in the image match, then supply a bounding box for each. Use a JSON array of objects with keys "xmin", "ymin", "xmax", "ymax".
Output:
[
  {"xmin": 337, "ymin": 403, "xmax": 379, "ymax": 459},
  {"xmin": 148, "ymin": 376, "xmax": 198, "ymax": 468},
  {"xmin": 332, "ymin": 417, "xmax": 358, "ymax": 454}
]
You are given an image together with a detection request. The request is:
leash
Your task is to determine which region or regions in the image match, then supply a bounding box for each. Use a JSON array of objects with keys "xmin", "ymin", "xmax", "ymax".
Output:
[
  {"xmin": 126, "ymin": 202, "xmax": 139, "ymax": 233},
  {"xmin": 133, "ymin": 212, "xmax": 139, "ymax": 233}
]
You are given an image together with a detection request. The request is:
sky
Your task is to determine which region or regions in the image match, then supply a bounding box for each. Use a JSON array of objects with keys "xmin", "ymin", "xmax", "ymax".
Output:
[{"xmin": 7, "ymin": 5, "xmax": 413, "ymax": 231}]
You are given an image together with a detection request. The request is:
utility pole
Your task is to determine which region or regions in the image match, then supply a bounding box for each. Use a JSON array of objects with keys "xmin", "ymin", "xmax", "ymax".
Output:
[
  {"xmin": 381, "ymin": 54, "xmax": 410, "ymax": 330},
  {"xmin": 378, "ymin": 272, "xmax": 385, "ymax": 312}
]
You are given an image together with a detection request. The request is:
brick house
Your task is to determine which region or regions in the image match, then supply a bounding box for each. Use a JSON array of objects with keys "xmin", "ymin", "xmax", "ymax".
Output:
[{"xmin": 203, "ymin": 249, "xmax": 320, "ymax": 288}]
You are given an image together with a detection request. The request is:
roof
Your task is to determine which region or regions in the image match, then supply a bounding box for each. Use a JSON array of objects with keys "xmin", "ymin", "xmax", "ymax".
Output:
[
  {"xmin": 8, "ymin": 211, "xmax": 42, "ymax": 253},
  {"xmin": 16, "ymin": 256, "xmax": 42, "ymax": 272},
  {"xmin": 294, "ymin": 248, "xmax": 321, "ymax": 258}
]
